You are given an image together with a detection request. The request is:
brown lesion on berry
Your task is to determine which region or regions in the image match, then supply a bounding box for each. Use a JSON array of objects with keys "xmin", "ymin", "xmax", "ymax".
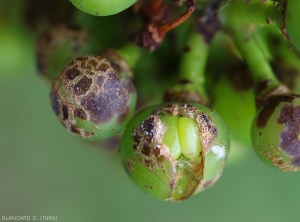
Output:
[
  {"xmin": 277, "ymin": 104, "xmax": 300, "ymax": 168},
  {"xmin": 74, "ymin": 108, "xmax": 87, "ymax": 120},
  {"xmin": 73, "ymin": 76, "xmax": 93, "ymax": 96},
  {"xmin": 51, "ymin": 55, "xmax": 136, "ymax": 139},
  {"xmin": 129, "ymin": 103, "xmax": 218, "ymax": 200},
  {"xmin": 256, "ymin": 94, "xmax": 296, "ymax": 128},
  {"xmin": 259, "ymin": 144, "xmax": 300, "ymax": 172}
]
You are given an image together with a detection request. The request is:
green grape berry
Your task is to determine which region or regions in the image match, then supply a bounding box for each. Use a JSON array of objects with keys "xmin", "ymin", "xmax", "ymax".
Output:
[
  {"xmin": 69, "ymin": 0, "xmax": 137, "ymax": 16},
  {"xmin": 120, "ymin": 103, "xmax": 229, "ymax": 201},
  {"xmin": 36, "ymin": 23, "xmax": 91, "ymax": 83},
  {"xmin": 251, "ymin": 92, "xmax": 300, "ymax": 172},
  {"xmin": 50, "ymin": 52, "xmax": 136, "ymax": 140}
]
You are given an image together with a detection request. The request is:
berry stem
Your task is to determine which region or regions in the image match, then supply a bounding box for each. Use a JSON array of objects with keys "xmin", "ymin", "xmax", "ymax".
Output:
[
  {"xmin": 219, "ymin": 1, "xmax": 280, "ymax": 28},
  {"xmin": 228, "ymin": 25, "xmax": 280, "ymax": 86},
  {"xmin": 164, "ymin": 28, "xmax": 209, "ymax": 104},
  {"xmin": 178, "ymin": 28, "xmax": 208, "ymax": 88},
  {"xmin": 115, "ymin": 43, "xmax": 144, "ymax": 71}
]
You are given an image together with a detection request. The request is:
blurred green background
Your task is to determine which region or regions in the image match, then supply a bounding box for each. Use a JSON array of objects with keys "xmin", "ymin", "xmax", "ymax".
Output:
[{"xmin": 1, "ymin": 1, "xmax": 300, "ymax": 222}]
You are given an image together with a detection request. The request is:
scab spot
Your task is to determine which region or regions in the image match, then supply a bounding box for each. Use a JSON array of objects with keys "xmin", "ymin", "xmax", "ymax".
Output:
[
  {"xmin": 141, "ymin": 142, "xmax": 151, "ymax": 156},
  {"xmin": 140, "ymin": 117, "xmax": 155, "ymax": 142},
  {"xmin": 66, "ymin": 68, "xmax": 81, "ymax": 80},
  {"xmin": 257, "ymin": 95, "xmax": 295, "ymax": 128},
  {"xmin": 110, "ymin": 61, "xmax": 121, "ymax": 72},
  {"xmin": 62, "ymin": 105, "xmax": 69, "ymax": 120},
  {"xmin": 88, "ymin": 59, "xmax": 98, "ymax": 68},
  {"xmin": 97, "ymin": 63, "xmax": 111, "ymax": 72},
  {"xmin": 70, "ymin": 125, "xmax": 80, "ymax": 135},
  {"xmin": 74, "ymin": 108, "xmax": 87, "ymax": 120},
  {"xmin": 74, "ymin": 76, "xmax": 92, "ymax": 96}
]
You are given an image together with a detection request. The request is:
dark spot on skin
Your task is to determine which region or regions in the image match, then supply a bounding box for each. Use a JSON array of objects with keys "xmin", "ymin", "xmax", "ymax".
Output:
[
  {"xmin": 97, "ymin": 63, "xmax": 111, "ymax": 72},
  {"xmin": 266, "ymin": 19, "xmax": 271, "ymax": 24},
  {"xmin": 73, "ymin": 76, "xmax": 92, "ymax": 96},
  {"xmin": 153, "ymin": 147, "xmax": 160, "ymax": 157},
  {"xmin": 110, "ymin": 61, "xmax": 121, "ymax": 73},
  {"xmin": 141, "ymin": 142, "xmax": 151, "ymax": 156},
  {"xmin": 75, "ymin": 57, "xmax": 87, "ymax": 67},
  {"xmin": 81, "ymin": 72, "xmax": 134, "ymax": 124},
  {"xmin": 74, "ymin": 109, "xmax": 87, "ymax": 120},
  {"xmin": 144, "ymin": 185, "xmax": 153, "ymax": 189},
  {"xmin": 140, "ymin": 117, "xmax": 155, "ymax": 142},
  {"xmin": 70, "ymin": 125, "xmax": 80, "ymax": 135},
  {"xmin": 259, "ymin": 132, "xmax": 262, "ymax": 137},
  {"xmin": 88, "ymin": 59, "xmax": 98, "ymax": 68},
  {"xmin": 133, "ymin": 133, "xmax": 141, "ymax": 144},
  {"xmin": 277, "ymin": 104, "xmax": 300, "ymax": 165},
  {"xmin": 66, "ymin": 68, "xmax": 81, "ymax": 80},
  {"xmin": 257, "ymin": 95, "xmax": 296, "ymax": 128},
  {"xmin": 50, "ymin": 92, "xmax": 59, "ymax": 115},
  {"xmin": 62, "ymin": 105, "xmax": 69, "ymax": 120}
]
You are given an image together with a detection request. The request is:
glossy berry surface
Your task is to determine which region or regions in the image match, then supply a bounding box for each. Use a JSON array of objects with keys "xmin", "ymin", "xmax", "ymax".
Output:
[
  {"xmin": 51, "ymin": 54, "xmax": 136, "ymax": 140},
  {"xmin": 69, "ymin": 0, "xmax": 137, "ymax": 16},
  {"xmin": 120, "ymin": 103, "xmax": 229, "ymax": 201}
]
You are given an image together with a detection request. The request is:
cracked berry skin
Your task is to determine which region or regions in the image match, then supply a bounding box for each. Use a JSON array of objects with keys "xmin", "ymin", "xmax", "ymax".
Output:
[
  {"xmin": 120, "ymin": 103, "xmax": 229, "ymax": 201},
  {"xmin": 50, "ymin": 54, "xmax": 137, "ymax": 140}
]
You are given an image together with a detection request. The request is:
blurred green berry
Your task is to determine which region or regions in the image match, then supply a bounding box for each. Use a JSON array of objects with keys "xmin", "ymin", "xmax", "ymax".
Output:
[
  {"xmin": 69, "ymin": 0, "xmax": 137, "ymax": 16},
  {"xmin": 120, "ymin": 103, "xmax": 229, "ymax": 201},
  {"xmin": 36, "ymin": 23, "xmax": 91, "ymax": 83},
  {"xmin": 51, "ymin": 52, "xmax": 136, "ymax": 140}
]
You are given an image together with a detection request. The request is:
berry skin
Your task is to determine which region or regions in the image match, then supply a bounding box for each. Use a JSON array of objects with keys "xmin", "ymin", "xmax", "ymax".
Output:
[
  {"xmin": 69, "ymin": 0, "xmax": 137, "ymax": 16},
  {"xmin": 120, "ymin": 103, "xmax": 229, "ymax": 201},
  {"xmin": 51, "ymin": 53, "xmax": 136, "ymax": 140},
  {"xmin": 251, "ymin": 93, "xmax": 300, "ymax": 172}
]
